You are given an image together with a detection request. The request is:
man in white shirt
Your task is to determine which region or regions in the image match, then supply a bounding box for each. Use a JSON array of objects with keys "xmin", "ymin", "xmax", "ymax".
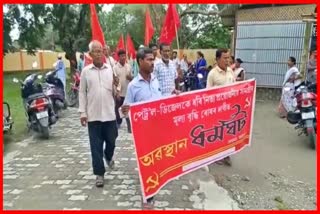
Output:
[
  {"xmin": 79, "ymin": 40, "xmax": 119, "ymax": 188},
  {"xmin": 180, "ymin": 54, "xmax": 189, "ymax": 73},
  {"xmin": 114, "ymin": 49, "xmax": 133, "ymax": 133},
  {"xmin": 172, "ymin": 51, "xmax": 180, "ymax": 71},
  {"xmin": 103, "ymin": 45, "xmax": 116, "ymax": 67},
  {"xmin": 149, "ymin": 43, "xmax": 161, "ymax": 66}
]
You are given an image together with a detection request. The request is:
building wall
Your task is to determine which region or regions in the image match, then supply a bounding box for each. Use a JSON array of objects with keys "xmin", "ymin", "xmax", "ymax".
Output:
[
  {"xmin": 236, "ymin": 4, "xmax": 316, "ymax": 22},
  {"xmin": 4, "ymin": 49, "xmax": 219, "ymax": 73},
  {"xmin": 234, "ymin": 4, "xmax": 316, "ymax": 88},
  {"xmin": 3, "ymin": 50, "xmax": 81, "ymax": 72}
]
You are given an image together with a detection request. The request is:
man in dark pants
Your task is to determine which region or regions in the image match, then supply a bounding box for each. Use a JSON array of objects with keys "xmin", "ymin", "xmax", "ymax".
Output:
[
  {"xmin": 79, "ymin": 40, "xmax": 119, "ymax": 188},
  {"xmin": 114, "ymin": 49, "xmax": 133, "ymax": 133},
  {"xmin": 121, "ymin": 47, "xmax": 180, "ymax": 209}
]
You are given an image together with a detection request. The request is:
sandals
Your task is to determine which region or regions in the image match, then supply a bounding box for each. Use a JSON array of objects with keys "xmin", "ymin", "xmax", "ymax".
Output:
[
  {"xmin": 216, "ymin": 157, "xmax": 232, "ymax": 166},
  {"xmin": 142, "ymin": 197, "xmax": 155, "ymax": 209},
  {"xmin": 107, "ymin": 160, "xmax": 115, "ymax": 170},
  {"xmin": 96, "ymin": 175, "xmax": 104, "ymax": 188}
]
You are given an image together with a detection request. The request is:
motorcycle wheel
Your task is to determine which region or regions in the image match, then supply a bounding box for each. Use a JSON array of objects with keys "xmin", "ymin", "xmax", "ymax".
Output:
[
  {"xmin": 42, "ymin": 127, "xmax": 49, "ymax": 139},
  {"xmin": 308, "ymin": 128, "xmax": 316, "ymax": 150},
  {"xmin": 67, "ymin": 89, "xmax": 78, "ymax": 107},
  {"xmin": 54, "ymin": 106, "xmax": 63, "ymax": 118},
  {"xmin": 38, "ymin": 124, "xmax": 49, "ymax": 139}
]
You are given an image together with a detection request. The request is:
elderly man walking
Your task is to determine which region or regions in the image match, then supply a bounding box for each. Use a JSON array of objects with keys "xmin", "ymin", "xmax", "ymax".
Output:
[{"xmin": 79, "ymin": 40, "xmax": 119, "ymax": 188}]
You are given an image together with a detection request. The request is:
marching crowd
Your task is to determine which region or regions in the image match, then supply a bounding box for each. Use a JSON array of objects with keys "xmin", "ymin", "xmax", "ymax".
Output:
[
  {"xmin": 49, "ymin": 39, "xmax": 316, "ymax": 209},
  {"xmin": 77, "ymin": 40, "xmax": 246, "ymax": 208}
]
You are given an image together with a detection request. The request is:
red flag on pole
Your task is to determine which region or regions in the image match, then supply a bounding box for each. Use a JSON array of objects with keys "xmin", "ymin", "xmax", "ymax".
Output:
[
  {"xmin": 90, "ymin": 4, "xmax": 106, "ymax": 47},
  {"xmin": 159, "ymin": 4, "xmax": 181, "ymax": 45},
  {"xmin": 144, "ymin": 7, "xmax": 155, "ymax": 46},
  {"xmin": 114, "ymin": 34, "xmax": 125, "ymax": 61},
  {"xmin": 85, "ymin": 4, "xmax": 107, "ymax": 67},
  {"xmin": 127, "ymin": 33, "xmax": 136, "ymax": 60}
]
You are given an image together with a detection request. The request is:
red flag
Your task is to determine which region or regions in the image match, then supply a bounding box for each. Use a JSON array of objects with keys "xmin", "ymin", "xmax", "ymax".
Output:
[
  {"xmin": 144, "ymin": 7, "xmax": 155, "ymax": 46},
  {"xmin": 114, "ymin": 34, "xmax": 125, "ymax": 61},
  {"xmin": 90, "ymin": 4, "xmax": 106, "ymax": 47},
  {"xmin": 159, "ymin": 4, "xmax": 181, "ymax": 45},
  {"xmin": 83, "ymin": 52, "xmax": 92, "ymax": 68},
  {"xmin": 86, "ymin": 4, "xmax": 106, "ymax": 67},
  {"xmin": 126, "ymin": 33, "xmax": 136, "ymax": 60}
]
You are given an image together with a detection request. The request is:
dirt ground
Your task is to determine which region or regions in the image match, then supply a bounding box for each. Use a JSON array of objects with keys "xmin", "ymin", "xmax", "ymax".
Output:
[{"xmin": 209, "ymin": 100, "xmax": 316, "ymax": 210}]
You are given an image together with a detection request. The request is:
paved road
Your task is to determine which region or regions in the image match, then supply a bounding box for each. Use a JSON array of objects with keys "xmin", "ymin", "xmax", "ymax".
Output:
[
  {"xmin": 3, "ymin": 108, "xmax": 239, "ymax": 210},
  {"xmin": 3, "ymin": 101, "xmax": 316, "ymax": 210}
]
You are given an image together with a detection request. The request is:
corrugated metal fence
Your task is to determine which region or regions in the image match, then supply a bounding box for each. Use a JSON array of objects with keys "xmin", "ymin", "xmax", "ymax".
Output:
[{"xmin": 235, "ymin": 21, "xmax": 307, "ymax": 88}]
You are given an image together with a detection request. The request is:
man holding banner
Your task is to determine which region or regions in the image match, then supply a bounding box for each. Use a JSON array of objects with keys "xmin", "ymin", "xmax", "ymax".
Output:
[
  {"xmin": 121, "ymin": 47, "xmax": 162, "ymax": 209},
  {"xmin": 120, "ymin": 46, "xmax": 256, "ymax": 208},
  {"xmin": 207, "ymin": 48, "xmax": 236, "ymax": 166}
]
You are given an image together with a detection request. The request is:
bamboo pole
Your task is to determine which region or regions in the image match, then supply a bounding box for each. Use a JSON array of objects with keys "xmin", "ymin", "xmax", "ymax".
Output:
[{"xmin": 174, "ymin": 23, "xmax": 180, "ymax": 59}]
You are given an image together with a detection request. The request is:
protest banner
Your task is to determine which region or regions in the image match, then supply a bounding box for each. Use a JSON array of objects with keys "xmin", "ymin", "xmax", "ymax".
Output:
[{"xmin": 129, "ymin": 79, "xmax": 256, "ymax": 201}]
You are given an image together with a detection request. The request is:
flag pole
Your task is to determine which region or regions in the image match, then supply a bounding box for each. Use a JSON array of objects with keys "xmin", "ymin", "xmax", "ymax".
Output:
[
  {"xmin": 174, "ymin": 23, "xmax": 180, "ymax": 59},
  {"xmin": 125, "ymin": 34, "xmax": 129, "ymax": 62}
]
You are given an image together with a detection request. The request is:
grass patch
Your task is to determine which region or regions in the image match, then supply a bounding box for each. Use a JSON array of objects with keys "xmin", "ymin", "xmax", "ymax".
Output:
[
  {"xmin": 3, "ymin": 69, "xmax": 71, "ymax": 143},
  {"xmin": 274, "ymin": 196, "xmax": 290, "ymax": 210}
]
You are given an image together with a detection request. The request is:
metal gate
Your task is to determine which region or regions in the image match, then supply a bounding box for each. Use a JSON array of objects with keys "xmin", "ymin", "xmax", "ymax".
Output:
[{"xmin": 235, "ymin": 21, "xmax": 307, "ymax": 88}]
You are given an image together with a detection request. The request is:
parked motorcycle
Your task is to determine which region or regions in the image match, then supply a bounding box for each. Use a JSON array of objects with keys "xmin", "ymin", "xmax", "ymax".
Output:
[
  {"xmin": 287, "ymin": 83, "xmax": 317, "ymax": 149},
  {"xmin": 3, "ymin": 102, "xmax": 13, "ymax": 133},
  {"xmin": 42, "ymin": 69, "xmax": 67, "ymax": 117},
  {"xmin": 67, "ymin": 70, "xmax": 80, "ymax": 107},
  {"xmin": 13, "ymin": 74, "xmax": 56, "ymax": 139}
]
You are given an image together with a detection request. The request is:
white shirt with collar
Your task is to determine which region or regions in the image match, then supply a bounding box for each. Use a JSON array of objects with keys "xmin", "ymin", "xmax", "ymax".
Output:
[{"xmin": 79, "ymin": 63, "xmax": 116, "ymax": 122}]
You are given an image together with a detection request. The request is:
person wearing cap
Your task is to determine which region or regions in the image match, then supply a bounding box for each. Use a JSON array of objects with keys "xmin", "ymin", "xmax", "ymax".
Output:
[
  {"xmin": 55, "ymin": 53, "xmax": 66, "ymax": 95},
  {"xmin": 234, "ymin": 58, "xmax": 245, "ymax": 81}
]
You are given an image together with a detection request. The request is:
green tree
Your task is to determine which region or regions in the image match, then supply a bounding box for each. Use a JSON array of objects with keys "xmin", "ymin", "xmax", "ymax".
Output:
[
  {"xmin": 3, "ymin": 3, "xmax": 232, "ymax": 64},
  {"xmin": 98, "ymin": 4, "xmax": 231, "ymax": 50},
  {"xmin": 3, "ymin": 4, "xmax": 98, "ymax": 73}
]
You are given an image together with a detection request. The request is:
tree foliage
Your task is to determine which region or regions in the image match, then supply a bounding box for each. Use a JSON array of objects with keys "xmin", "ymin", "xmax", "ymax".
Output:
[
  {"xmin": 3, "ymin": 4, "xmax": 96, "ymax": 72},
  {"xmin": 99, "ymin": 4, "xmax": 231, "ymax": 50},
  {"xmin": 3, "ymin": 3, "xmax": 232, "ymax": 59}
]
